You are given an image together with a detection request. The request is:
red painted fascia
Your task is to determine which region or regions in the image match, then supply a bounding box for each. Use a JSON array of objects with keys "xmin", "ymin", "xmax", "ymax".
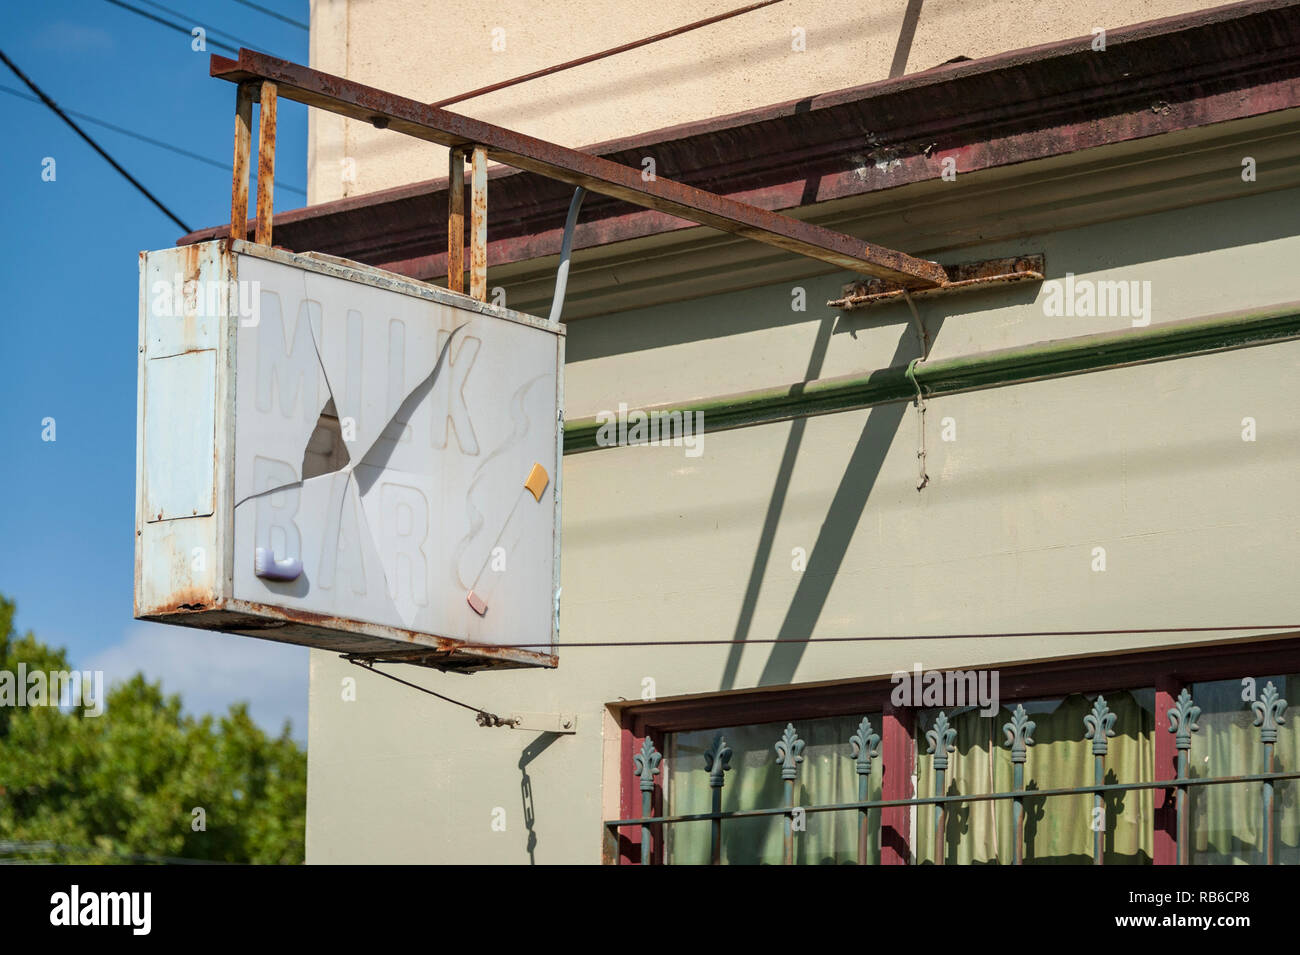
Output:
[{"xmin": 179, "ymin": 0, "xmax": 1300, "ymax": 283}]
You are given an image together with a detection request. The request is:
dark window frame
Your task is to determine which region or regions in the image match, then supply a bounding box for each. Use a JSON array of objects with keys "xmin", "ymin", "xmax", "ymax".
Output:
[{"xmin": 611, "ymin": 635, "xmax": 1300, "ymax": 864}]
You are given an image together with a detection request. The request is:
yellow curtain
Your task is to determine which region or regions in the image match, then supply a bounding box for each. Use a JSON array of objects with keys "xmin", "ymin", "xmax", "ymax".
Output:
[
  {"xmin": 914, "ymin": 692, "xmax": 1154, "ymax": 864},
  {"xmin": 1190, "ymin": 674, "xmax": 1300, "ymax": 864},
  {"xmin": 667, "ymin": 716, "xmax": 882, "ymax": 865}
]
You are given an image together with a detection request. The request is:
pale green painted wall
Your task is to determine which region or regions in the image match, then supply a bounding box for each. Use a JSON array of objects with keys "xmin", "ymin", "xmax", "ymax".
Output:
[{"xmin": 304, "ymin": 185, "xmax": 1300, "ymax": 863}]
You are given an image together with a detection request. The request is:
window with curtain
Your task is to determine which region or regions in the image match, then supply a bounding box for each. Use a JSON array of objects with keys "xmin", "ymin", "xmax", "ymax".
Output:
[
  {"xmin": 1189, "ymin": 674, "xmax": 1299, "ymax": 864},
  {"xmin": 913, "ymin": 690, "xmax": 1156, "ymax": 864},
  {"xmin": 666, "ymin": 714, "xmax": 882, "ymax": 865}
]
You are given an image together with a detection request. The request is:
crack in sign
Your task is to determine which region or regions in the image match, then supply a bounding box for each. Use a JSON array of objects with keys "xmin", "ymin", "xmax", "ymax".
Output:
[
  {"xmin": 228, "ymin": 253, "xmax": 560, "ymax": 646},
  {"xmin": 236, "ymin": 289, "xmax": 472, "ymax": 627}
]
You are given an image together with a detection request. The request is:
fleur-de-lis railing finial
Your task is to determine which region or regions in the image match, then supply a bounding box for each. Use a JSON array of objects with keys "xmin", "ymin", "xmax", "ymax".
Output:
[
  {"xmin": 1003, "ymin": 704, "xmax": 1036, "ymax": 764},
  {"xmin": 775, "ymin": 723, "xmax": 805, "ymax": 780},
  {"xmin": 1083, "ymin": 695, "xmax": 1117, "ymax": 756},
  {"xmin": 1168, "ymin": 687, "xmax": 1201, "ymax": 751},
  {"xmin": 1252, "ymin": 681, "xmax": 1288, "ymax": 745},
  {"xmin": 1002, "ymin": 703, "xmax": 1035, "ymax": 865},
  {"xmin": 704, "ymin": 733, "xmax": 733, "ymax": 788},
  {"xmin": 633, "ymin": 737, "xmax": 662, "ymax": 792},
  {"xmin": 926, "ymin": 710, "xmax": 957, "ymax": 771},
  {"xmin": 850, "ymin": 716, "xmax": 881, "ymax": 777}
]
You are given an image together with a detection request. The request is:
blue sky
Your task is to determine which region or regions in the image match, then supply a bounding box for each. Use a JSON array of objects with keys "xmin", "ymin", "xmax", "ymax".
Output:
[{"xmin": 0, "ymin": 1, "xmax": 310, "ymax": 739}]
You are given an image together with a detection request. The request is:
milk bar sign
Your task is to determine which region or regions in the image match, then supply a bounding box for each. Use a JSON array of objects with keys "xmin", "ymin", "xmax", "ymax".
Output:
[{"xmin": 135, "ymin": 240, "xmax": 563, "ymax": 670}]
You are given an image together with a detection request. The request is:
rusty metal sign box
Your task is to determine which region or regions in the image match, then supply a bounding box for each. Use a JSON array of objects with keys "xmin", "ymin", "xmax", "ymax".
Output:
[{"xmin": 135, "ymin": 239, "xmax": 563, "ymax": 670}]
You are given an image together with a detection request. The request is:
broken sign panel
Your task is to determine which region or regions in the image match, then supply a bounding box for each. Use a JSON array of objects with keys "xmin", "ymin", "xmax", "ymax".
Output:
[{"xmin": 136, "ymin": 240, "xmax": 563, "ymax": 670}]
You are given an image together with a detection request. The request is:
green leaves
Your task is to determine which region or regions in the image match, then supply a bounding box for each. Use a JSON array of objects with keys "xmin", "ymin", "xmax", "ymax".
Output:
[{"xmin": 0, "ymin": 594, "xmax": 305, "ymax": 864}]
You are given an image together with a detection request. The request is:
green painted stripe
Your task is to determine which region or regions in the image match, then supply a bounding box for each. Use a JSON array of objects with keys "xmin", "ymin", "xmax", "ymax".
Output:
[{"xmin": 563, "ymin": 301, "xmax": 1300, "ymax": 454}]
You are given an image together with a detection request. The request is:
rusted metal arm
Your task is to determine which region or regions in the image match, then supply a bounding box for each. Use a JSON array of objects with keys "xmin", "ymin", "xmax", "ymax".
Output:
[
  {"xmin": 209, "ymin": 49, "xmax": 946, "ymax": 288},
  {"xmin": 447, "ymin": 147, "xmax": 465, "ymax": 293},
  {"xmin": 229, "ymin": 82, "xmax": 254, "ymax": 240},
  {"xmin": 256, "ymin": 81, "xmax": 277, "ymax": 245}
]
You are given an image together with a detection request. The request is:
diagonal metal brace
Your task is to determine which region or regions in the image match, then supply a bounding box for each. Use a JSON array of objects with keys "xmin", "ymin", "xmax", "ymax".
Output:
[{"xmin": 209, "ymin": 48, "xmax": 947, "ymax": 288}]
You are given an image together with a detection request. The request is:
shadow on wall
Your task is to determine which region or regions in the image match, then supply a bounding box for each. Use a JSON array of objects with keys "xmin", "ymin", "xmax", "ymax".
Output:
[
  {"xmin": 719, "ymin": 315, "xmax": 947, "ymax": 689},
  {"xmin": 567, "ymin": 181, "xmax": 1300, "ymax": 362},
  {"xmin": 519, "ymin": 731, "xmax": 562, "ymax": 864},
  {"xmin": 450, "ymin": 0, "xmax": 955, "ymax": 125}
]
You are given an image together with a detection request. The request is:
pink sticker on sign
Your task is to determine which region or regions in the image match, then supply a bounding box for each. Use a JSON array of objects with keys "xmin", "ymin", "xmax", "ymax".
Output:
[{"xmin": 466, "ymin": 590, "xmax": 488, "ymax": 616}]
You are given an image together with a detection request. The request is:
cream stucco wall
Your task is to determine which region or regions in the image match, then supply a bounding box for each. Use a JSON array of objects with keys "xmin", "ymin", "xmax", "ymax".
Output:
[{"xmin": 306, "ymin": 0, "xmax": 1227, "ymax": 201}]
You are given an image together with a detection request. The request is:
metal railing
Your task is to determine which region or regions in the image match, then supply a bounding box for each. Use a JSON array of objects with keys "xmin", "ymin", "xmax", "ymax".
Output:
[{"xmin": 605, "ymin": 684, "xmax": 1295, "ymax": 864}]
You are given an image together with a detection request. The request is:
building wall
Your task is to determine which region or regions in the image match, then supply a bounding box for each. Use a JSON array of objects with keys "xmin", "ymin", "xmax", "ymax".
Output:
[
  {"xmin": 304, "ymin": 176, "xmax": 1300, "ymax": 862},
  {"xmin": 305, "ymin": 0, "xmax": 1225, "ymax": 201},
  {"xmin": 300, "ymin": 0, "xmax": 1298, "ymax": 862}
]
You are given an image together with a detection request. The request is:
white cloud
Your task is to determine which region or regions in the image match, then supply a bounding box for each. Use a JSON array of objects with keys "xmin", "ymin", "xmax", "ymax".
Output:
[
  {"xmin": 86, "ymin": 623, "xmax": 308, "ymax": 743},
  {"xmin": 30, "ymin": 22, "xmax": 117, "ymax": 54}
]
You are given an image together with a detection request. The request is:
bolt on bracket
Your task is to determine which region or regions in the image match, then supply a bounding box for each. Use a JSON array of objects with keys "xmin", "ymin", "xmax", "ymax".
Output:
[{"xmin": 479, "ymin": 711, "xmax": 577, "ymax": 733}]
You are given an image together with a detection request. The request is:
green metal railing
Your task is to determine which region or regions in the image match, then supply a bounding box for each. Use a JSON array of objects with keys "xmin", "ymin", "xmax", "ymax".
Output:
[{"xmin": 606, "ymin": 684, "xmax": 1294, "ymax": 865}]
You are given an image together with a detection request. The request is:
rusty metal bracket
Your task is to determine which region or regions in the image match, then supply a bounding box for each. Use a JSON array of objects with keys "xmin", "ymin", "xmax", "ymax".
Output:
[
  {"xmin": 210, "ymin": 48, "xmax": 947, "ymax": 288},
  {"xmin": 470, "ymin": 145, "xmax": 488, "ymax": 301},
  {"xmin": 229, "ymin": 78, "xmax": 279, "ymax": 245},
  {"xmin": 828, "ymin": 255, "xmax": 1046, "ymax": 311},
  {"xmin": 447, "ymin": 146, "xmax": 465, "ymax": 293},
  {"xmin": 256, "ymin": 80, "xmax": 277, "ymax": 245},
  {"xmin": 480, "ymin": 711, "xmax": 578, "ymax": 734}
]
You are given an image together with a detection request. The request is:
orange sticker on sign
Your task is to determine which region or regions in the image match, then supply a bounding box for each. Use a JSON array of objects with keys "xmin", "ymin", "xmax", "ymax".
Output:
[{"xmin": 524, "ymin": 463, "xmax": 549, "ymax": 501}]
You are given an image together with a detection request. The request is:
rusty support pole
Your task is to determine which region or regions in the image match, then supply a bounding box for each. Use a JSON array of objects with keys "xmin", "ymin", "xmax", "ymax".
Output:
[
  {"xmin": 447, "ymin": 147, "xmax": 465, "ymax": 293},
  {"xmin": 255, "ymin": 81, "xmax": 278, "ymax": 245},
  {"xmin": 470, "ymin": 146, "xmax": 488, "ymax": 302},
  {"xmin": 230, "ymin": 81, "xmax": 254, "ymax": 240}
]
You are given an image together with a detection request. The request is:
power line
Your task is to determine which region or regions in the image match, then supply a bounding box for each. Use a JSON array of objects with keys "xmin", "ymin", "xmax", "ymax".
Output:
[
  {"xmin": 129, "ymin": 0, "xmax": 262, "ymax": 49},
  {"xmin": 415, "ymin": 623, "xmax": 1300, "ymax": 652},
  {"xmin": 228, "ymin": 0, "xmax": 308, "ymax": 31},
  {"xmin": 0, "ymin": 49, "xmax": 193, "ymax": 233},
  {"xmin": 339, "ymin": 623, "xmax": 1300, "ymax": 721},
  {"xmin": 433, "ymin": 0, "xmax": 788, "ymax": 108},
  {"xmin": 0, "ymin": 82, "xmax": 306, "ymax": 196},
  {"xmin": 101, "ymin": 0, "xmax": 240, "ymax": 56}
]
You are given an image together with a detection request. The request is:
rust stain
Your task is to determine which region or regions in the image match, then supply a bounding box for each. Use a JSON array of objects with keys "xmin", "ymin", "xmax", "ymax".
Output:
[
  {"xmin": 828, "ymin": 254, "xmax": 1046, "ymax": 311},
  {"xmin": 256, "ymin": 81, "xmax": 278, "ymax": 245},
  {"xmin": 151, "ymin": 584, "xmax": 219, "ymax": 615}
]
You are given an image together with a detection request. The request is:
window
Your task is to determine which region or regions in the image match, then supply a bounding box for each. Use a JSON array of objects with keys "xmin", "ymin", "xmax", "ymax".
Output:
[
  {"xmin": 609, "ymin": 639, "xmax": 1300, "ymax": 864},
  {"xmin": 666, "ymin": 715, "xmax": 882, "ymax": 865},
  {"xmin": 1189, "ymin": 674, "xmax": 1299, "ymax": 864},
  {"xmin": 914, "ymin": 691, "xmax": 1154, "ymax": 864}
]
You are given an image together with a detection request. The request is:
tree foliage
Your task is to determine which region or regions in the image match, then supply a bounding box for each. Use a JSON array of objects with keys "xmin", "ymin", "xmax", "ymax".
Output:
[{"xmin": 0, "ymin": 595, "xmax": 305, "ymax": 863}]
